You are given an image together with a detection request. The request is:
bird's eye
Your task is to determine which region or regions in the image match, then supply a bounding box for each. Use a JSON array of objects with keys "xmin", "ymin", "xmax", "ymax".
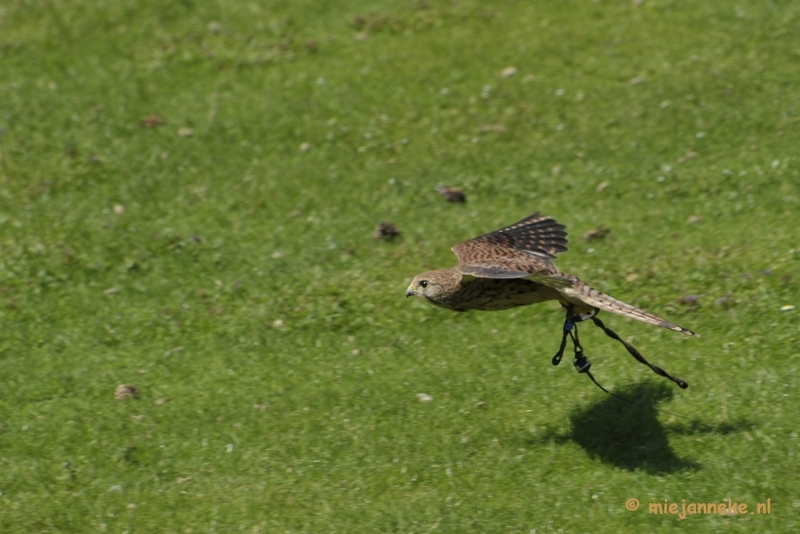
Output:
[{"xmin": 420, "ymin": 280, "xmax": 429, "ymax": 289}]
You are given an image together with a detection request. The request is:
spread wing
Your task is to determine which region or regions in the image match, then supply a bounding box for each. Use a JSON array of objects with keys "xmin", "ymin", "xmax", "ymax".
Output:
[{"xmin": 452, "ymin": 213, "xmax": 574, "ymax": 288}]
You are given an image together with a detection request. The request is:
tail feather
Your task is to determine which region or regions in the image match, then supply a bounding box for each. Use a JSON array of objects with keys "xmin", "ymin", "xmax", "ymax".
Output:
[{"xmin": 560, "ymin": 280, "xmax": 696, "ymax": 336}]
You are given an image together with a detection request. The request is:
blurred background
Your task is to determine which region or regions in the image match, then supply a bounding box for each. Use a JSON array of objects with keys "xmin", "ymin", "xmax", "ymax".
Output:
[{"xmin": 1, "ymin": 1, "xmax": 798, "ymax": 531}]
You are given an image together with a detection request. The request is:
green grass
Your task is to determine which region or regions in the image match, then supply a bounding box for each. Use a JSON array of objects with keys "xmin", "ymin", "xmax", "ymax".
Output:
[{"xmin": 1, "ymin": 0, "xmax": 799, "ymax": 531}]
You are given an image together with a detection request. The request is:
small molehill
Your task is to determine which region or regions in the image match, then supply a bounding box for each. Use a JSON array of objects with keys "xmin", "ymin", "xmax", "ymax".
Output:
[
  {"xmin": 114, "ymin": 384, "xmax": 140, "ymax": 401},
  {"xmin": 374, "ymin": 222, "xmax": 400, "ymax": 240},
  {"xmin": 436, "ymin": 185, "xmax": 466, "ymax": 203},
  {"xmin": 583, "ymin": 225, "xmax": 610, "ymax": 240},
  {"xmin": 140, "ymin": 114, "xmax": 165, "ymax": 128}
]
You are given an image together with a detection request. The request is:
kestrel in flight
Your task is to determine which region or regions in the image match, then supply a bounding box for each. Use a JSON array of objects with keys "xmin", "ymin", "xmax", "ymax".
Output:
[{"xmin": 406, "ymin": 213, "xmax": 696, "ymax": 388}]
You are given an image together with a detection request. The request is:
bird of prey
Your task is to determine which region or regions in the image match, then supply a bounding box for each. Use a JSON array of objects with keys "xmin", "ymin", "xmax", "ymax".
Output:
[{"xmin": 406, "ymin": 213, "xmax": 696, "ymax": 388}]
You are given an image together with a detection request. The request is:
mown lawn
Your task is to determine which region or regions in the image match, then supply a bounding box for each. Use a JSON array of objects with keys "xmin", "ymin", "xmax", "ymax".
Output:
[{"xmin": 1, "ymin": 0, "xmax": 798, "ymax": 532}]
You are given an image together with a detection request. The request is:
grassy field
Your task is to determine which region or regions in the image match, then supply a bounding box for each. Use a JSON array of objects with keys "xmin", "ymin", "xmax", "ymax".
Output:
[{"xmin": 1, "ymin": 0, "xmax": 799, "ymax": 532}]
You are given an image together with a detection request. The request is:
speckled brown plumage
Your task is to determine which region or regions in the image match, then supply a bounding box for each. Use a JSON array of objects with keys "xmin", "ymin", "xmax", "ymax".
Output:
[{"xmin": 407, "ymin": 212, "xmax": 695, "ymax": 336}]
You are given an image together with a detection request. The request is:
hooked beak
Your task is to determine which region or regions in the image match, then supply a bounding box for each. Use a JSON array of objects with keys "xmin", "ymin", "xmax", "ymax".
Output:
[{"xmin": 405, "ymin": 287, "xmax": 416, "ymax": 298}]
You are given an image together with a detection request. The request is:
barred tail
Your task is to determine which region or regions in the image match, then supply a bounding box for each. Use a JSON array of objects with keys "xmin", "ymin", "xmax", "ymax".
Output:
[{"xmin": 560, "ymin": 280, "xmax": 697, "ymax": 336}]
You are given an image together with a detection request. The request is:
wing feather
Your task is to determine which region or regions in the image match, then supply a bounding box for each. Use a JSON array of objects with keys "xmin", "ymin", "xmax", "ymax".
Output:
[{"xmin": 453, "ymin": 213, "xmax": 571, "ymax": 287}]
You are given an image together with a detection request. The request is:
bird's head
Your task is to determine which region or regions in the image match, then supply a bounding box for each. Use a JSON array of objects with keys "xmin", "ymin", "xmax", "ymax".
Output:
[{"xmin": 405, "ymin": 269, "xmax": 459, "ymax": 306}]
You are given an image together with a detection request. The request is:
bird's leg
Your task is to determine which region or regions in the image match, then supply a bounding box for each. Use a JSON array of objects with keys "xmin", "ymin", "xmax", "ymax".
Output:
[
  {"xmin": 550, "ymin": 312, "xmax": 571, "ymax": 367},
  {"xmin": 590, "ymin": 314, "xmax": 689, "ymax": 389},
  {"xmin": 552, "ymin": 304, "xmax": 596, "ymax": 369},
  {"xmin": 553, "ymin": 307, "xmax": 689, "ymax": 389}
]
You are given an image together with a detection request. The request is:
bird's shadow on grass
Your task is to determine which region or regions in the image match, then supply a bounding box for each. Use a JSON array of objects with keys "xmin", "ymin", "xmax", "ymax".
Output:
[{"xmin": 526, "ymin": 381, "xmax": 752, "ymax": 475}]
